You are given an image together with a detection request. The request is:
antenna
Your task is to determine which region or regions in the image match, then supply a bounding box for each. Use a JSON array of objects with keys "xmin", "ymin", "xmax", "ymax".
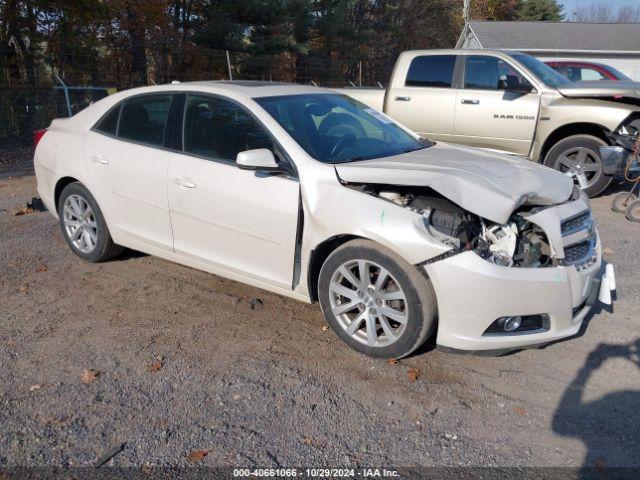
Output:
[{"xmin": 463, "ymin": 0, "xmax": 470, "ymax": 24}]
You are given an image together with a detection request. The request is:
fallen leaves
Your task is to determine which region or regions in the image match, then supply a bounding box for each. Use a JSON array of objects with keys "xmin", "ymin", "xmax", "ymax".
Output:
[
  {"xmin": 186, "ymin": 449, "xmax": 210, "ymax": 463},
  {"xmin": 407, "ymin": 368, "xmax": 421, "ymax": 382},
  {"xmin": 81, "ymin": 369, "xmax": 100, "ymax": 384},
  {"xmin": 302, "ymin": 436, "xmax": 313, "ymax": 446},
  {"xmin": 148, "ymin": 360, "xmax": 163, "ymax": 372},
  {"xmin": 513, "ymin": 406, "xmax": 526, "ymax": 417},
  {"xmin": 386, "ymin": 359, "xmax": 399, "ymax": 366},
  {"xmin": 35, "ymin": 264, "xmax": 48, "ymax": 273},
  {"xmin": 29, "ymin": 384, "xmax": 43, "ymax": 391},
  {"xmin": 18, "ymin": 284, "xmax": 29, "ymax": 294},
  {"xmin": 602, "ymin": 247, "xmax": 614, "ymax": 256},
  {"xmin": 43, "ymin": 416, "xmax": 68, "ymax": 427},
  {"xmin": 141, "ymin": 462, "xmax": 153, "ymax": 474},
  {"xmin": 13, "ymin": 207, "xmax": 35, "ymax": 216}
]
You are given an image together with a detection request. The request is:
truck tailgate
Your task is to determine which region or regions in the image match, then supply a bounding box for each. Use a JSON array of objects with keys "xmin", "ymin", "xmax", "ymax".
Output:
[{"xmin": 333, "ymin": 87, "xmax": 386, "ymax": 111}]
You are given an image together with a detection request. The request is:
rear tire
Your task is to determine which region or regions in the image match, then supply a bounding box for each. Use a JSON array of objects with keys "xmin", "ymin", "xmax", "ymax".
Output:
[
  {"xmin": 544, "ymin": 134, "xmax": 612, "ymax": 198},
  {"xmin": 57, "ymin": 182, "xmax": 123, "ymax": 262},
  {"xmin": 318, "ymin": 239, "xmax": 437, "ymax": 359}
]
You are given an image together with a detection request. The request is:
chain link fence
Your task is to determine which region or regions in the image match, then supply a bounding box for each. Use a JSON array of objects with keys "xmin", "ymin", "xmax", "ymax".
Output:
[{"xmin": 0, "ymin": 46, "xmax": 388, "ymax": 152}]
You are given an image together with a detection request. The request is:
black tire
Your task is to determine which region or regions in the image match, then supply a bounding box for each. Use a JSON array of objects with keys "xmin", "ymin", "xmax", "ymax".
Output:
[
  {"xmin": 544, "ymin": 134, "xmax": 612, "ymax": 198},
  {"xmin": 625, "ymin": 199, "xmax": 640, "ymax": 223},
  {"xmin": 57, "ymin": 182, "xmax": 123, "ymax": 262},
  {"xmin": 318, "ymin": 239, "xmax": 437, "ymax": 359},
  {"xmin": 612, "ymin": 192, "xmax": 637, "ymax": 213}
]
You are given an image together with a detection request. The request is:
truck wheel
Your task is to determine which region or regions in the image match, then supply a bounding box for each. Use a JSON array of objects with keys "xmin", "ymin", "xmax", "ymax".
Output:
[
  {"xmin": 544, "ymin": 134, "xmax": 612, "ymax": 197},
  {"xmin": 318, "ymin": 239, "xmax": 437, "ymax": 359}
]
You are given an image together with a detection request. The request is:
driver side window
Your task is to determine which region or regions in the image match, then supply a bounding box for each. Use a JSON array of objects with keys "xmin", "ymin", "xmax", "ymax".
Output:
[
  {"xmin": 464, "ymin": 55, "xmax": 532, "ymax": 91},
  {"xmin": 183, "ymin": 94, "xmax": 273, "ymax": 162}
]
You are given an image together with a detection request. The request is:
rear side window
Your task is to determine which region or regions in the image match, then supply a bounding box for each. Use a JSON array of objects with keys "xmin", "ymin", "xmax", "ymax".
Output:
[
  {"xmin": 94, "ymin": 105, "xmax": 120, "ymax": 135},
  {"xmin": 117, "ymin": 94, "xmax": 173, "ymax": 146},
  {"xmin": 183, "ymin": 94, "xmax": 273, "ymax": 162},
  {"xmin": 405, "ymin": 55, "xmax": 456, "ymax": 88}
]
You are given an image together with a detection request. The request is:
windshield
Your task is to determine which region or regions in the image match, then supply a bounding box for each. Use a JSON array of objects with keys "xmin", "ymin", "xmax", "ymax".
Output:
[
  {"xmin": 510, "ymin": 53, "xmax": 572, "ymax": 88},
  {"xmin": 606, "ymin": 65, "xmax": 632, "ymax": 81},
  {"xmin": 255, "ymin": 93, "xmax": 428, "ymax": 163}
]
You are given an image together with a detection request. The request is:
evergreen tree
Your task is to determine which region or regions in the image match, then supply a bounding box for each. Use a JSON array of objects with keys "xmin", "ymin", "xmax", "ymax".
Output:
[{"xmin": 517, "ymin": 0, "xmax": 565, "ymax": 21}]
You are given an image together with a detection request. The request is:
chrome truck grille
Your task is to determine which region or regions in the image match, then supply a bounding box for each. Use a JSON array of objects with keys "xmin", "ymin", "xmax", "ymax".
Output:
[{"xmin": 560, "ymin": 211, "xmax": 597, "ymax": 270}]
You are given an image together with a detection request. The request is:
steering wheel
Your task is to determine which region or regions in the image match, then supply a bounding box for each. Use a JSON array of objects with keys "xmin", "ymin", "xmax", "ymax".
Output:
[{"xmin": 330, "ymin": 133, "xmax": 357, "ymax": 158}]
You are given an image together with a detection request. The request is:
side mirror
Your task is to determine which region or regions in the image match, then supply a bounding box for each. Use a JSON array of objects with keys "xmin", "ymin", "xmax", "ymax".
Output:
[
  {"xmin": 499, "ymin": 74, "xmax": 535, "ymax": 94},
  {"xmin": 236, "ymin": 148, "xmax": 282, "ymax": 173}
]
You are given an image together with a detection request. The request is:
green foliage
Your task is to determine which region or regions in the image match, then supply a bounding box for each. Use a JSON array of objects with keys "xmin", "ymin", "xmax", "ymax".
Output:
[{"xmin": 516, "ymin": 0, "xmax": 565, "ymax": 21}]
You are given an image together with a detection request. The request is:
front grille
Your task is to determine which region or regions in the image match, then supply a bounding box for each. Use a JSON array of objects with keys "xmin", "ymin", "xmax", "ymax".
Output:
[
  {"xmin": 564, "ymin": 236, "xmax": 597, "ymax": 268},
  {"xmin": 561, "ymin": 211, "xmax": 592, "ymax": 236}
]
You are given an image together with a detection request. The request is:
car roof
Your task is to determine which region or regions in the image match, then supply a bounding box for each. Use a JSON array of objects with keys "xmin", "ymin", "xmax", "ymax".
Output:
[{"xmin": 122, "ymin": 80, "xmax": 334, "ymax": 99}]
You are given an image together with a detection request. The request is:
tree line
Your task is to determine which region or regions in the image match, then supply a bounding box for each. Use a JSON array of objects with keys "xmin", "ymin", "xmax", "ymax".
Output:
[{"xmin": 0, "ymin": 0, "xmax": 577, "ymax": 90}]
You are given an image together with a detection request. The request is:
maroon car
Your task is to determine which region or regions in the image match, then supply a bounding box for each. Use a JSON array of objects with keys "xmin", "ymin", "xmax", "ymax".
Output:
[{"xmin": 545, "ymin": 61, "xmax": 632, "ymax": 82}]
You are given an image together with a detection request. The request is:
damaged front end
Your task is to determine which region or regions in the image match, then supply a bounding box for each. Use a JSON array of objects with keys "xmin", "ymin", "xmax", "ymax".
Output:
[
  {"xmin": 351, "ymin": 183, "xmax": 560, "ymax": 269},
  {"xmin": 601, "ymin": 121, "xmax": 640, "ymax": 176}
]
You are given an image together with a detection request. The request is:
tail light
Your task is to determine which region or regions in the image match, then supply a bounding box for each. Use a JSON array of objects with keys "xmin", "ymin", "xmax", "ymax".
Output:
[{"xmin": 33, "ymin": 129, "xmax": 47, "ymax": 148}]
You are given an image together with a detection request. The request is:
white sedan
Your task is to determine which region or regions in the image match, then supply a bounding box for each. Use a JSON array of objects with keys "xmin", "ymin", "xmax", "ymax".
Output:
[{"xmin": 34, "ymin": 81, "xmax": 605, "ymax": 358}]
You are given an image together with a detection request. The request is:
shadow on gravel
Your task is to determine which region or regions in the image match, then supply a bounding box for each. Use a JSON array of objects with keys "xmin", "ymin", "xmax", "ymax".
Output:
[{"xmin": 552, "ymin": 337, "xmax": 640, "ymax": 476}]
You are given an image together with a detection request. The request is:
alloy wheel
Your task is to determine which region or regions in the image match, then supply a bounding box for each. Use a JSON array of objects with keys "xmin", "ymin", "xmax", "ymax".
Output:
[
  {"xmin": 554, "ymin": 147, "xmax": 602, "ymax": 189},
  {"xmin": 328, "ymin": 259, "xmax": 408, "ymax": 347},
  {"xmin": 63, "ymin": 194, "xmax": 98, "ymax": 254}
]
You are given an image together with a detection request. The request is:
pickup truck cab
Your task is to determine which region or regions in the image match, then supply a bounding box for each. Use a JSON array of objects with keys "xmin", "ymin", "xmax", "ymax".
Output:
[{"xmin": 337, "ymin": 49, "xmax": 640, "ymax": 197}]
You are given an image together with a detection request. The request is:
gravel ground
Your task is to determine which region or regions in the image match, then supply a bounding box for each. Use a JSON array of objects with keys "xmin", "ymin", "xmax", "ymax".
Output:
[{"xmin": 1, "ymin": 166, "xmax": 639, "ymax": 471}]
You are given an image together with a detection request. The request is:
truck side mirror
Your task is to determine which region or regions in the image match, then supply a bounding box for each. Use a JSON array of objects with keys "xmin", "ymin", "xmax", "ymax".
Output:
[{"xmin": 499, "ymin": 74, "xmax": 535, "ymax": 94}]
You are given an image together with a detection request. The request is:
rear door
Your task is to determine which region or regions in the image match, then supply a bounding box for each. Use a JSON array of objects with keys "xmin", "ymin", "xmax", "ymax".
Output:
[
  {"xmin": 385, "ymin": 54, "xmax": 458, "ymax": 142},
  {"xmin": 167, "ymin": 93, "xmax": 300, "ymax": 289},
  {"xmin": 452, "ymin": 55, "xmax": 540, "ymax": 155},
  {"xmin": 86, "ymin": 93, "xmax": 176, "ymax": 250}
]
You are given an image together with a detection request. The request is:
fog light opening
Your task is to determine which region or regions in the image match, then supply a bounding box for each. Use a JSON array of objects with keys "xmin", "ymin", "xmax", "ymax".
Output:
[
  {"xmin": 501, "ymin": 316, "xmax": 522, "ymax": 332},
  {"xmin": 483, "ymin": 314, "xmax": 549, "ymax": 336}
]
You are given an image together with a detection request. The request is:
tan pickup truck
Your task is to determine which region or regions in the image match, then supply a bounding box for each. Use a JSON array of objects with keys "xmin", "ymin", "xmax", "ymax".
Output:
[{"xmin": 336, "ymin": 49, "xmax": 640, "ymax": 196}]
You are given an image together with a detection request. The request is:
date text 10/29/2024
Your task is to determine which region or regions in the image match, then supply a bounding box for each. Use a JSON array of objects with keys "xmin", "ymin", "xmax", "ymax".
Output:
[{"xmin": 233, "ymin": 468, "xmax": 400, "ymax": 478}]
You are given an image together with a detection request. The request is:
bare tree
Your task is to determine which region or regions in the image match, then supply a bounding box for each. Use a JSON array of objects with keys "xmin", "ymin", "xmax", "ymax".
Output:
[{"xmin": 575, "ymin": 3, "xmax": 640, "ymax": 22}]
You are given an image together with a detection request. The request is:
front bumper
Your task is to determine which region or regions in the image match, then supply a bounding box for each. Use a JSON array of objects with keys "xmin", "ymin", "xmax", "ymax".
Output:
[
  {"xmin": 600, "ymin": 145, "xmax": 639, "ymax": 176},
  {"xmin": 425, "ymin": 249, "xmax": 602, "ymax": 350},
  {"xmin": 425, "ymin": 241, "xmax": 602, "ymax": 352}
]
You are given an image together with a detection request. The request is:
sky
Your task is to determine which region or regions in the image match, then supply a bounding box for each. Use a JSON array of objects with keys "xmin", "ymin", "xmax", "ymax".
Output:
[{"xmin": 558, "ymin": 0, "xmax": 638, "ymax": 18}]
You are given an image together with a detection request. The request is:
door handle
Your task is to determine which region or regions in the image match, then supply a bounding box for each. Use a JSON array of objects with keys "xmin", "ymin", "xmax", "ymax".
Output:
[
  {"xmin": 91, "ymin": 155, "xmax": 109, "ymax": 165},
  {"xmin": 174, "ymin": 177, "xmax": 197, "ymax": 189},
  {"xmin": 461, "ymin": 99, "xmax": 480, "ymax": 105},
  {"xmin": 395, "ymin": 96, "xmax": 411, "ymax": 102}
]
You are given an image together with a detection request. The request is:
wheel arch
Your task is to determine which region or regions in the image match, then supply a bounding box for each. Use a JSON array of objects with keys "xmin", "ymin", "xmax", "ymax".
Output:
[
  {"xmin": 307, "ymin": 234, "xmax": 364, "ymax": 302},
  {"xmin": 54, "ymin": 176, "xmax": 81, "ymax": 211},
  {"xmin": 539, "ymin": 122, "xmax": 611, "ymax": 163}
]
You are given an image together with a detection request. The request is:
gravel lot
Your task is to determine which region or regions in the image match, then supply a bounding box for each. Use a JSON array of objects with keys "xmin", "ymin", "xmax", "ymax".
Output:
[{"xmin": 1, "ymin": 158, "xmax": 639, "ymax": 471}]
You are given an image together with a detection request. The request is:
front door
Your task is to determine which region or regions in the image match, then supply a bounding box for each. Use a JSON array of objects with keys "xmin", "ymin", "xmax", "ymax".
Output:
[
  {"xmin": 167, "ymin": 93, "xmax": 300, "ymax": 288},
  {"xmin": 452, "ymin": 55, "xmax": 540, "ymax": 156}
]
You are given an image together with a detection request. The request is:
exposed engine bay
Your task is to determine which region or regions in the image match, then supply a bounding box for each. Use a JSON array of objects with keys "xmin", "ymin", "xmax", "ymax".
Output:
[{"xmin": 356, "ymin": 184, "xmax": 553, "ymax": 268}]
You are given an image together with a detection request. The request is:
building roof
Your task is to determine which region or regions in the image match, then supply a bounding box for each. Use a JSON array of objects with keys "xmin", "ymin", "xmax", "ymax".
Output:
[{"xmin": 459, "ymin": 21, "xmax": 640, "ymax": 53}]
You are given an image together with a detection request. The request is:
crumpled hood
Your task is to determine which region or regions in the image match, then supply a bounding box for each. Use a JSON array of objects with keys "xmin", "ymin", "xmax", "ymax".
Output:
[
  {"xmin": 334, "ymin": 142, "xmax": 573, "ymax": 224},
  {"xmin": 557, "ymin": 80, "xmax": 640, "ymax": 100}
]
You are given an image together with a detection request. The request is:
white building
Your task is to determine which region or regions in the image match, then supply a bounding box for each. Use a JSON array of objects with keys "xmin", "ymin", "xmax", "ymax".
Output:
[{"xmin": 456, "ymin": 21, "xmax": 640, "ymax": 81}]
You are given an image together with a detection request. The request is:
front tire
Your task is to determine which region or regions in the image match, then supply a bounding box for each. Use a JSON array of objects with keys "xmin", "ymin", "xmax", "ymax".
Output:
[
  {"xmin": 318, "ymin": 239, "xmax": 437, "ymax": 359},
  {"xmin": 544, "ymin": 134, "xmax": 612, "ymax": 198},
  {"xmin": 57, "ymin": 182, "xmax": 123, "ymax": 262}
]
